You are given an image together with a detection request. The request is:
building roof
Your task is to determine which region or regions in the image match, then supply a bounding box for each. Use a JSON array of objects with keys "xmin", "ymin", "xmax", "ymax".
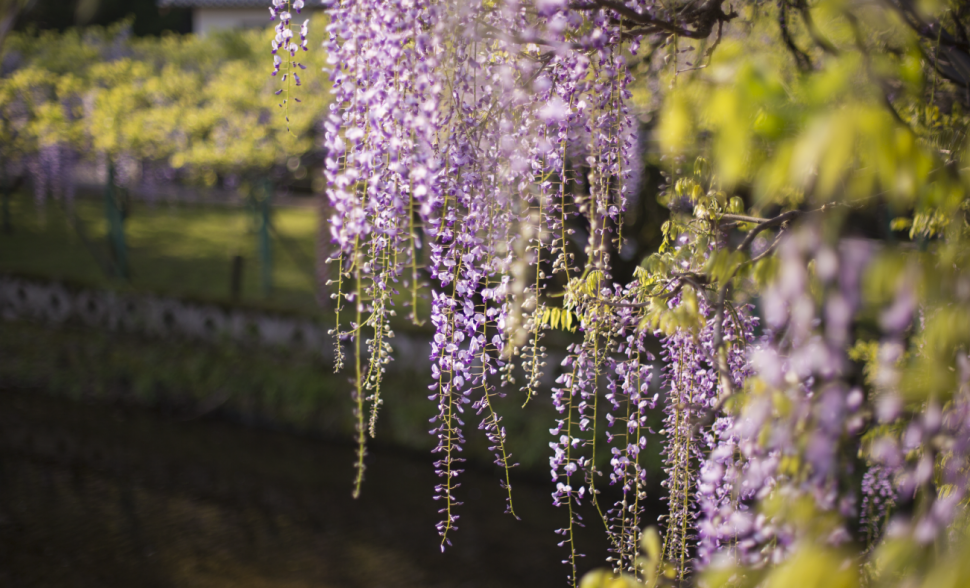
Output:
[{"xmin": 158, "ymin": 1, "xmax": 278, "ymax": 7}]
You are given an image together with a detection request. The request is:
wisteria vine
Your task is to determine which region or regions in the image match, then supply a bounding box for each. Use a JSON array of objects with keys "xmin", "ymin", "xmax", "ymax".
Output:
[
  {"xmin": 302, "ymin": 0, "xmax": 970, "ymax": 586},
  {"xmin": 270, "ymin": 0, "xmax": 309, "ymax": 130}
]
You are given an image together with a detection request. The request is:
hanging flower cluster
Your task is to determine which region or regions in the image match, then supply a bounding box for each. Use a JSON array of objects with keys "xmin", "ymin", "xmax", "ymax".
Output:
[
  {"xmin": 270, "ymin": 0, "xmax": 309, "ymax": 127},
  {"xmin": 320, "ymin": 0, "xmax": 443, "ymax": 504},
  {"xmin": 602, "ymin": 283, "xmax": 658, "ymax": 573},
  {"xmin": 309, "ymin": 0, "xmax": 970, "ymax": 586},
  {"xmin": 318, "ymin": 0, "xmax": 642, "ymax": 560}
]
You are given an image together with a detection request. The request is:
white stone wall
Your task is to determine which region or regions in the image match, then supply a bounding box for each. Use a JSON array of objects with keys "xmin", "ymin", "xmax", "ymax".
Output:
[
  {"xmin": 0, "ymin": 275, "xmax": 435, "ymax": 373},
  {"xmin": 193, "ymin": 8, "xmax": 272, "ymax": 34}
]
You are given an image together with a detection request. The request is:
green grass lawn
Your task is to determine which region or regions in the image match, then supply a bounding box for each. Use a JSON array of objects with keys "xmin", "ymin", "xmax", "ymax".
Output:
[{"xmin": 0, "ymin": 191, "xmax": 324, "ymax": 315}]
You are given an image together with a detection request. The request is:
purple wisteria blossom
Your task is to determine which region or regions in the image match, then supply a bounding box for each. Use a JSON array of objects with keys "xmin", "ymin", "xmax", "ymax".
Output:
[
  {"xmin": 708, "ymin": 226, "xmax": 872, "ymax": 567},
  {"xmin": 603, "ymin": 284, "xmax": 657, "ymax": 573},
  {"xmin": 271, "ymin": 0, "xmax": 309, "ymax": 122},
  {"xmin": 28, "ymin": 143, "xmax": 76, "ymax": 208},
  {"xmin": 319, "ymin": 0, "xmax": 640, "ymax": 549}
]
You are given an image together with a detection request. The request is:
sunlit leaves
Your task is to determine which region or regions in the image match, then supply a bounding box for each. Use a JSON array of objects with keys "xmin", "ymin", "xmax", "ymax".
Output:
[
  {"xmin": 761, "ymin": 547, "xmax": 857, "ymax": 588},
  {"xmin": 0, "ymin": 26, "xmax": 330, "ymax": 178},
  {"xmin": 656, "ymin": 91, "xmax": 693, "ymax": 156},
  {"xmin": 538, "ymin": 305, "xmax": 577, "ymax": 333},
  {"xmin": 655, "ymin": 2, "xmax": 965, "ymax": 233}
]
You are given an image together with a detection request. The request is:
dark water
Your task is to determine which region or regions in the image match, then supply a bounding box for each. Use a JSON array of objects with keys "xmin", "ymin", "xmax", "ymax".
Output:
[{"xmin": 0, "ymin": 389, "xmax": 615, "ymax": 587}]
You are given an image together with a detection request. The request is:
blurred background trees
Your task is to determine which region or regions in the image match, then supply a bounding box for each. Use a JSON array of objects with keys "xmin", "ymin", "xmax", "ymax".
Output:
[{"xmin": 0, "ymin": 23, "xmax": 330, "ymax": 292}]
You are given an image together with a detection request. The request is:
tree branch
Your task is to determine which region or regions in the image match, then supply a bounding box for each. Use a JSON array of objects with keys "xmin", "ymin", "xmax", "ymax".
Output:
[
  {"xmin": 795, "ymin": 0, "xmax": 839, "ymax": 56},
  {"xmin": 473, "ymin": 20, "xmax": 584, "ymax": 51},
  {"xmin": 597, "ymin": 273, "xmax": 694, "ymax": 308},
  {"xmin": 778, "ymin": 0, "xmax": 813, "ymax": 71},
  {"xmin": 569, "ymin": 0, "xmax": 736, "ymax": 40}
]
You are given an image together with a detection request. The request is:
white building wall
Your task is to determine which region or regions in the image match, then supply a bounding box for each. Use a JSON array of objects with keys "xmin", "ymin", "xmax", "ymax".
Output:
[{"xmin": 193, "ymin": 8, "xmax": 273, "ymax": 34}]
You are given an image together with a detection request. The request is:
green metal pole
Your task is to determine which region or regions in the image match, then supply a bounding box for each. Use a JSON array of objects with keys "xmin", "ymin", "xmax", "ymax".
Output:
[
  {"xmin": 258, "ymin": 179, "xmax": 273, "ymax": 296},
  {"xmin": 1, "ymin": 157, "xmax": 10, "ymax": 235},
  {"xmin": 104, "ymin": 161, "xmax": 128, "ymax": 279}
]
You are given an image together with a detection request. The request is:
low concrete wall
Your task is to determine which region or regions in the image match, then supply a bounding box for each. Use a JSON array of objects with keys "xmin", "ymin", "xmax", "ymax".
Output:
[{"xmin": 0, "ymin": 275, "xmax": 432, "ymax": 373}]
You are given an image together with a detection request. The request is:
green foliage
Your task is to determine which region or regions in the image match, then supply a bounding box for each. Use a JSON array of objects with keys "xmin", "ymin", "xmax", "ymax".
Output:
[
  {"xmin": 578, "ymin": 527, "xmax": 674, "ymax": 588},
  {"xmin": 632, "ymin": 0, "xmax": 970, "ymax": 349},
  {"xmin": 0, "ymin": 320, "xmax": 344, "ymax": 432},
  {"xmin": 0, "ymin": 318, "xmax": 574, "ymax": 474},
  {"xmin": 0, "ymin": 25, "xmax": 330, "ymax": 177},
  {"xmin": 658, "ymin": 1, "xmax": 968, "ymax": 225},
  {"xmin": 537, "ymin": 305, "xmax": 578, "ymax": 333}
]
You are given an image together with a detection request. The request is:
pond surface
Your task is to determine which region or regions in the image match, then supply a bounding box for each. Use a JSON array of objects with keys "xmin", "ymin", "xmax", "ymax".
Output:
[{"xmin": 0, "ymin": 389, "xmax": 619, "ymax": 588}]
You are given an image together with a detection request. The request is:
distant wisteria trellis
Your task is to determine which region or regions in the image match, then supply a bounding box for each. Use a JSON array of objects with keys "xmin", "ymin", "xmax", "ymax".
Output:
[
  {"xmin": 26, "ymin": 143, "xmax": 77, "ymax": 208},
  {"xmin": 299, "ymin": 0, "xmax": 970, "ymax": 586}
]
